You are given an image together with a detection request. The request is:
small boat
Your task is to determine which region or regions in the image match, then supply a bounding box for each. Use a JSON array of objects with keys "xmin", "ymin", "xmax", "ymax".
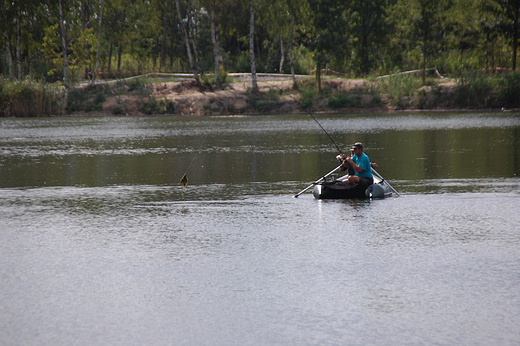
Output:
[{"xmin": 313, "ymin": 174, "xmax": 393, "ymax": 199}]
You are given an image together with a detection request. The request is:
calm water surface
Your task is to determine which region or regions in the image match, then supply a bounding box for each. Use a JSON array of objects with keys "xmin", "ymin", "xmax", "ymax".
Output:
[{"xmin": 1, "ymin": 113, "xmax": 519, "ymax": 345}]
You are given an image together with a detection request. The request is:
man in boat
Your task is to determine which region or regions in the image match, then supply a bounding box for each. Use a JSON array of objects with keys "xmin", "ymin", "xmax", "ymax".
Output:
[
  {"xmin": 338, "ymin": 142, "xmax": 374, "ymax": 186},
  {"xmin": 341, "ymin": 147, "xmax": 378, "ymax": 175}
]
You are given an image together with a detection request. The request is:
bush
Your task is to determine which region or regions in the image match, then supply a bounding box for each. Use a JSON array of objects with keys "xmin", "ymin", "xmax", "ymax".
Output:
[
  {"xmin": 298, "ymin": 81, "xmax": 319, "ymax": 106},
  {"xmin": 300, "ymin": 98, "xmax": 312, "ymax": 109},
  {"xmin": 265, "ymin": 88, "xmax": 280, "ymax": 101},
  {"xmin": 66, "ymin": 84, "xmax": 110, "ymax": 112},
  {"xmin": 138, "ymin": 96, "xmax": 175, "ymax": 114},
  {"xmin": 377, "ymin": 74, "xmax": 423, "ymax": 99},
  {"xmin": 453, "ymin": 72, "xmax": 499, "ymax": 107},
  {"xmin": 200, "ymin": 67, "xmax": 229, "ymax": 87},
  {"xmin": 0, "ymin": 78, "xmax": 65, "ymax": 117},
  {"xmin": 327, "ymin": 94, "xmax": 362, "ymax": 108},
  {"xmin": 500, "ymin": 72, "xmax": 520, "ymax": 107}
]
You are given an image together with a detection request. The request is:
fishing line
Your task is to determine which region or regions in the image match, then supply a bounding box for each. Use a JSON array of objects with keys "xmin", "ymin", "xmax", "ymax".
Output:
[
  {"xmin": 292, "ymin": 94, "xmax": 343, "ymax": 154},
  {"xmin": 259, "ymin": 80, "xmax": 401, "ymax": 197},
  {"xmin": 179, "ymin": 125, "xmax": 210, "ymax": 196},
  {"xmin": 260, "ymin": 80, "xmax": 343, "ymax": 155}
]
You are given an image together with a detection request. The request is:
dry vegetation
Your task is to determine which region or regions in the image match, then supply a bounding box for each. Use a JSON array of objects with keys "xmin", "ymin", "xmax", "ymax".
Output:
[
  {"xmin": 2, "ymin": 73, "xmax": 518, "ymax": 117},
  {"xmin": 87, "ymin": 78, "xmax": 452, "ymax": 116}
]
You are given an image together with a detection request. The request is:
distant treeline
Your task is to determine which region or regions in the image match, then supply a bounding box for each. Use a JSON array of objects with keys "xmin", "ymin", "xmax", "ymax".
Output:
[{"xmin": 1, "ymin": 0, "xmax": 519, "ymax": 89}]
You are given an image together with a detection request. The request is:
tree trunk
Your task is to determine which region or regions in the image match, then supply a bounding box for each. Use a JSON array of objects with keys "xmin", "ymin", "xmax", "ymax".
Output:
[
  {"xmin": 152, "ymin": 37, "xmax": 158, "ymax": 70},
  {"xmin": 16, "ymin": 19, "xmax": 22, "ymax": 80},
  {"xmin": 317, "ymin": 62, "xmax": 321, "ymax": 92},
  {"xmin": 92, "ymin": 0, "xmax": 104, "ymax": 85},
  {"xmin": 279, "ymin": 34, "xmax": 284, "ymax": 74},
  {"xmin": 186, "ymin": 1, "xmax": 201, "ymax": 76},
  {"xmin": 59, "ymin": 0, "xmax": 70, "ymax": 89},
  {"xmin": 513, "ymin": 8, "xmax": 518, "ymax": 71},
  {"xmin": 4, "ymin": 31, "xmax": 15, "ymax": 81},
  {"xmin": 176, "ymin": 0, "xmax": 200, "ymax": 86},
  {"xmin": 361, "ymin": 27, "xmax": 368, "ymax": 74},
  {"xmin": 170, "ymin": 40, "xmax": 174, "ymax": 66},
  {"xmin": 108, "ymin": 41, "xmax": 112, "ymax": 72},
  {"xmin": 117, "ymin": 7, "xmax": 126, "ymax": 73},
  {"xmin": 81, "ymin": 0, "xmax": 92, "ymax": 82},
  {"xmin": 492, "ymin": 39, "xmax": 495, "ymax": 72},
  {"xmin": 160, "ymin": 21, "xmax": 166, "ymax": 69},
  {"xmin": 289, "ymin": 14, "xmax": 297, "ymax": 90},
  {"xmin": 249, "ymin": 0, "xmax": 259, "ymax": 93},
  {"xmin": 422, "ymin": 51, "xmax": 426, "ymax": 84},
  {"xmin": 210, "ymin": 2, "xmax": 223, "ymax": 87},
  {"xmin": 117, "ymin": 44, "xmax": 122, "ymax": 72}
]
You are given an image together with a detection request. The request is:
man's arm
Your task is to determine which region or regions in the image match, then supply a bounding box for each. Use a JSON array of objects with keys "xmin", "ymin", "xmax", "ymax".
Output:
[{"xmin": 345, "ymin": 157, "xmax": 363, "ymax": 173}]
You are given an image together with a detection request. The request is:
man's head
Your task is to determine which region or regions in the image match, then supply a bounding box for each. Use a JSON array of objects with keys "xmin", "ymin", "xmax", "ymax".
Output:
[{"xmin": 351, "ymin": 142, "xmax": 363, "ymax": 155}]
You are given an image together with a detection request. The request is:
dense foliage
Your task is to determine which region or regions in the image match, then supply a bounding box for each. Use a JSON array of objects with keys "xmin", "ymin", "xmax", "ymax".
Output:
[
  {"xmin": 1, "ymin": 0, "xmax": 519, "ymax": 88},
  {"xmin": 0, "ymin": 77, "xmax": 65, "ymax": 116}
]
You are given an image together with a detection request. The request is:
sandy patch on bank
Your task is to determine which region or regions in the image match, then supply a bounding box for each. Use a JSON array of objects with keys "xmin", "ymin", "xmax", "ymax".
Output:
[{"xmin": 97, "ymin": 77, "xmax": 461, "ymax": 116}]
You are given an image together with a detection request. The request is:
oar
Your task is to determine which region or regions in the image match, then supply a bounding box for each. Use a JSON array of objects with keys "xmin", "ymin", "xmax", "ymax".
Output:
[
  {"xmin": 294, "ymin": 164, "xmax": 343, "ymax": 198},
  {"xmin": 372, "ymin": 168, "xmax": 401, "ymax": 197}
]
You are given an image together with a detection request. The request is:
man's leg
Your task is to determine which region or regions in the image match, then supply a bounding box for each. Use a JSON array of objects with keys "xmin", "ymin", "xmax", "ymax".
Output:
[{"xmin": 347, "ymin": 175, "xmax": 360, "ymax": 184}]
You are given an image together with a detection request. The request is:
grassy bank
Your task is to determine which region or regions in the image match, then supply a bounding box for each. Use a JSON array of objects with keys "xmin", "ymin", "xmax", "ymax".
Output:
[
  {"xmin": 294, "ymin": 72, "xmax": 520, "ymax": 111},
  {"xmin": 66, "ymin": 80, "xmax": 175, "ymax": 115},
  {"xmin": 1, "ymin": 72, "xmax": 519, "ymax": 117},
  {"xmin": 0, "ymin": 78, "xmax": 66, "ymax": 117}
]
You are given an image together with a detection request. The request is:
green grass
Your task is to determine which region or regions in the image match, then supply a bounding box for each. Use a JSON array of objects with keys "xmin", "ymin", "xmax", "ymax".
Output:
[
  {"xmin": 376, "ymin": 74, "xmax": 423, "ymax": 99},
  {"xmin": 0, "ymin": 78, "xmax": 65, "ymax": 117},
  {"xmin": 297, "ymin": 78, "xmax": 383, "ymax": 109},
  {"xmin": 453, "ymin": 72, "xmax": 520, "ymax": 108}
]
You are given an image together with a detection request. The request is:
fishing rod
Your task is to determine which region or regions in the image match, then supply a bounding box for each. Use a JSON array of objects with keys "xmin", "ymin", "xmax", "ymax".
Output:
[
  {"xmin": 287, "ymin": 93, "xmax": 343, "ymax": 155},
  {"xmin": 286, "ymin": 89, "xmax": 401, "ymax": 197},
  {"xmin": 264, "ymin": 81, "xmax": 401, "ymax": 197},
  {"xmin": 272, "ymin": 84, "xmax": 351, "ymax": 198},
  {"xmin": 260, "ymin": 80, "xmax": 343, "ymax": 155}
]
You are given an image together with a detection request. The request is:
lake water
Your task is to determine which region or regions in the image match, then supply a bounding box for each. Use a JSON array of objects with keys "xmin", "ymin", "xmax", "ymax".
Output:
[{"xmin": 1, "ymin": 112, "xmax": 519, "ymax": 345}]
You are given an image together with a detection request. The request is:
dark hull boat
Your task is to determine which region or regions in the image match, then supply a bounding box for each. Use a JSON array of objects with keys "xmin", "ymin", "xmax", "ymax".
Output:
[{"xmin": 313, "ymin": 174, "xmax": 392, "ymax": 199}]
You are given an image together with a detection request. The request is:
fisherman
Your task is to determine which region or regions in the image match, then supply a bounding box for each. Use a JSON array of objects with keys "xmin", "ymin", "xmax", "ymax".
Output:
[{"xmin": 338, "ymin": 142, "xmax": 374, "ymax": 185}]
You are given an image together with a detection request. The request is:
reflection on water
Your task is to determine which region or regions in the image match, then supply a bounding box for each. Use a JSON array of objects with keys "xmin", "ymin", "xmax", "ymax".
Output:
[
  {"xmin": 1, "ymin": 113, "xmax": 519, "ymax": 345},
  {"xmin": 1, "ymin": 112, "xmax": 519, "ymax": 188}
]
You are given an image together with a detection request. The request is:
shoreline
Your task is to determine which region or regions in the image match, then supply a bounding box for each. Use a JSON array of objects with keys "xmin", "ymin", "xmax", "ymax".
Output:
[{"xmin": 61, "ymin": 78, "xmax": 520, "ymax": 116}]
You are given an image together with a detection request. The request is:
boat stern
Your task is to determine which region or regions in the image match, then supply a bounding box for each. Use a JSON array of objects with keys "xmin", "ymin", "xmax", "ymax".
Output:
[{"xmin": 312, "ymin": 184, "xmax": 323, "ymax": 199}]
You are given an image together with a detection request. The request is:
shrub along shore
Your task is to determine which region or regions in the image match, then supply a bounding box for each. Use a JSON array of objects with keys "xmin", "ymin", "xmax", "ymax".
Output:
[{"xmin": 1, "ymin": 72, "xmax": 519, "ymax": 117}]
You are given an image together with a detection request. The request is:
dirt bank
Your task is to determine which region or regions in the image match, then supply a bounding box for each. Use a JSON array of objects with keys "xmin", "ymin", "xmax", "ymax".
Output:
[{"xmin": 78, "ymin": 77, "xmax": 512, "ymax": 116}]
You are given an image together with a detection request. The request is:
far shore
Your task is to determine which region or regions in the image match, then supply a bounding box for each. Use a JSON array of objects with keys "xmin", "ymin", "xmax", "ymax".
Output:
[{"xmin": 62, "ymin": 77, "xmax": 520, "ymax": 116}]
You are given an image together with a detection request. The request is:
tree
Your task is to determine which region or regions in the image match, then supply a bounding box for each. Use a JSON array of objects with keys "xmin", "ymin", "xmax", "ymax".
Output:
[
  {"xmin": 59, "ymin": 0, "xmax": 72, "ymax": 88},
  {"xmin": 349, "ymin": 0, "xmax": 389, "ymax": 75},
  {"xmin": 386, "ymin": 0, "xmax": 446, "ymax": 80},
  {"xmin": 39, "ymin": 0, "xmax": 100, "ymax": 88},
  {"xmin": 1, "ymin": 0, "xmax": 30, "ymax": 81},
  {"xmin": 492, "ymin": 0, "xmax": 520, "ymax": 70},
  {"xmin": 2, "ymin": 0, "xmax": 519, "ymax": 84},
  {"xmin": 288, "ymin": 0, "xmax": 304, "ymax": 89},
  {"xmin": 1, "ymin": 0, "xmax": 17, "ymax": 81},
  {"xmin": 176, "ymin": 0, "xmax": 201, "ymax": 85},
  {"xmin": 249, "ymin": 0, "xmax": 259, "ymax": 93},
  {"xmin": 416, "ymin": 0, "xmax": 445, "ymax": 82},
  {"xmin": 91, "ymin": 0, "xmax": 105, "ymax": 84},
  {"xmin": 205, "ymin": 0, "xmax": 224, "ymax": 87},
  {"xmin": 103, "ymin": 0, "xmax": 133, "ymax": 73},
  {"xmin": 308, "ymin": 0, "xmax": 347, "ymax": 91}
]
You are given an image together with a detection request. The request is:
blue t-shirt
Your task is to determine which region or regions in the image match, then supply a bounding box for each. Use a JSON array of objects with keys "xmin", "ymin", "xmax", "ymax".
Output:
[{"xmin": 352, "ymin": 152, "xmax": 373, "ymax": 178}]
